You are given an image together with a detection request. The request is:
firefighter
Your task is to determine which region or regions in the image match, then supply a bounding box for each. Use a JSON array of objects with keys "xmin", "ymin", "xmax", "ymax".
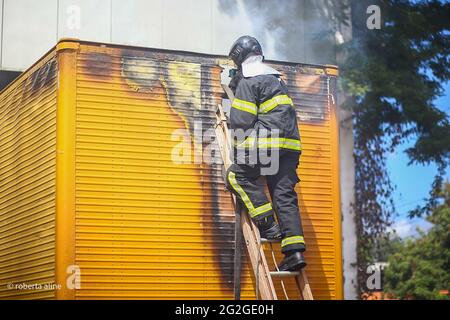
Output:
[{"xmin": 226, "ymin": 36, "xmax": 306, "ymax": 271}]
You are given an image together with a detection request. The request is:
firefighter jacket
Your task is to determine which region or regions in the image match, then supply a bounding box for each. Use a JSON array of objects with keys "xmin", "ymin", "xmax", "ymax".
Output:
[{"xmin": 229, "ymin": 74, "xmax": 301, "ymax": 163}]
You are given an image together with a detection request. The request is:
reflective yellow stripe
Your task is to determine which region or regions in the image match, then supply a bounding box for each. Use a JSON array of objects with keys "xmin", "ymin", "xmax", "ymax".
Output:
[
  {"xmin": 232, "ymin": 98, "xmax": 258, "ymax": 115},
  {"xmin": 249, "ymin": 203, "xmax": 272, "ymax": 219},
  {"xmin": 227, "ymin": 171, "xmax": 254, "ymax": 211},
  {"xmin": 259, "ymin": 95, "xmax": 293, "ymax": 114},
  {"xmin": 258, "ymin": 138, "xmax": 302, "ymax": 151},
  {"xmin": 281, "ymin": 236, "xmax": 305, "ymax": 247},
  {"xmin": 281, "ymin": 139, "xmax": 301, "ymax": 151},
  {"xmin": 234, "ymin": 137, "xmax": 302, "ymax": 151}
]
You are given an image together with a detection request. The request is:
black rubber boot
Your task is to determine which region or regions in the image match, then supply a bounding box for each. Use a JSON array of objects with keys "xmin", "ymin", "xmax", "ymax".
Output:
[
  {"xmin": 256, "ymin": 216, "xmax": 282, "ymax": 240},
  {"xmin": 278, "ymin": 251, "xmax": 307, "ymax": 271}
]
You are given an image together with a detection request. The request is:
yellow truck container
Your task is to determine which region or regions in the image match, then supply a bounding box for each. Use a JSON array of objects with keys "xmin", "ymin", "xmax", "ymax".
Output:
[{"xmin": 0, "ymin": 39, "xmax": 342, "ymax": 300}]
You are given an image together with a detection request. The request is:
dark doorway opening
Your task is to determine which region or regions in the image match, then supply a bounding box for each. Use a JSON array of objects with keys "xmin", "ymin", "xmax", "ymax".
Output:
[{"xmin": 0, "ymin": 70, "xmax": 22, "ymax": 92}]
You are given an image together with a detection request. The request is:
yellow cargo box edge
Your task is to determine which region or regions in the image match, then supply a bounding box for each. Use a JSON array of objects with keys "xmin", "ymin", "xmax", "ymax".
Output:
[
  {"xmin": 330, "ymin": 80, "xmax": 344, "ymax": 300},
  {"xmin": 55, "ymin": 39, "xmax": 78, "ymax": 299}
]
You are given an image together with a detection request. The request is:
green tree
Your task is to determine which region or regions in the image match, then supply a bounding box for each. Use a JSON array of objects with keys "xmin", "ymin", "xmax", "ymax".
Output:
[
  {"xmin": 219, "ymin": 0, "xmax": 450, "ymax": 295},
  {"xmin": 383, "ymin": 182, "xmax": 450, "ymax": 299},
  {"xmin": 341, "ymin": 0, "xmax": 450, "ymax": 293}
]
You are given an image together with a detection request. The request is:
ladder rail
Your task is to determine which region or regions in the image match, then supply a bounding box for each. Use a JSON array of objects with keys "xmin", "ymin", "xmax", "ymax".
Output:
[
  {"xmin": 233, "ymin": 200, "xmax": 243, "ymax": 300},
  {"xmin": 261, "ymin": 238, "xmax": 314, "ymax": 300},
  {"xmin": 242, "ymin": 211, "xmax": 277, "ymax": 300},
  {"xmin": 297, "ymin": 269, "xmax": 314, "ymax": 300}
]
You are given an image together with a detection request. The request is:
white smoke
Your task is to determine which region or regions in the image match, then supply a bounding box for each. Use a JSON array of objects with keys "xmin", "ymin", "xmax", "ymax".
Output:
[{"xmin": 217, "ymin": 0, "xmax": 345, "ymax": 64}]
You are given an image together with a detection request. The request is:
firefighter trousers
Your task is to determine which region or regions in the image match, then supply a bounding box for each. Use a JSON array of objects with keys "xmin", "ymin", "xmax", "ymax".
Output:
[{"xmin": 226, "ymin": 150, "xmax": 306, "ymax": 253}]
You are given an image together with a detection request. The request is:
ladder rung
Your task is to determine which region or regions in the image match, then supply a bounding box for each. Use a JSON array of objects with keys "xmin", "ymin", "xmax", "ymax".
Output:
[
  {"xmin": 260, "ymin": 238, "xmax": 281, "ymax": 244},
  {"xmin": 270, "ymin": 271, "xmax": 300, "ymax": 277}
]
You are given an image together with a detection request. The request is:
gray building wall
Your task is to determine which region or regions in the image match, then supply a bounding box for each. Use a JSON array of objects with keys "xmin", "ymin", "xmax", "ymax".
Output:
[
  {"xmin": 0, "ymin": 0, "xmax": 252, "ymax": 70},
  {"xmin": 336, "ymin": 5, "xmax": 358, "ymax": 299},
  {"xmin": 0, "ymin": 0, "xmax": 358, "ymax": 299}
]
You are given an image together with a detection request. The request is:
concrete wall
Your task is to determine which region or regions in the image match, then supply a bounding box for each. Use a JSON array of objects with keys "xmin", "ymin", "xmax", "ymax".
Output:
[
  {"xmin": 336, "ymin": 2, "xmax": 358, "ymax": 298},
  {"xmin": 111, "ymin": 0, "xmax": 162, "ymax": 48},
  {"xmin": 339, "ymin": 106, "xmax": 358, "ymax": 299},
  {"xmin": 0, "ymin": 0, "xmax": 252, "ymax": 71},
  {"xmin": 2, "ymin": 0, "xmax": 58, "ymax": 71}
]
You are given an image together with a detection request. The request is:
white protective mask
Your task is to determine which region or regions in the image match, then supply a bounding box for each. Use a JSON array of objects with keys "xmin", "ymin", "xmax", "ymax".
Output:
[{"xmin": 241, "ymin": 55, "xmax": 281, "ymax": 78}]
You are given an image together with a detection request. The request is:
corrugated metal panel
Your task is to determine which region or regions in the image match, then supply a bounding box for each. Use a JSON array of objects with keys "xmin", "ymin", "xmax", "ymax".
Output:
[
  {"xmin": 73, "ymin": 42, "xmax": 342, "ymax": 300},
  {"xmin": 74, "ymin": 44, "xmax": 247, "ymax": 299},
  {"xmin": 286, "ymin": 68, "xmax": 342, "ymax": 299},
  {"xmin": 0, "ymin": 53, "xmax": 58, "ymax": 299},
  {"xmin": 0, "ymin": 39, "xmax": 342, "ymax": 300}
]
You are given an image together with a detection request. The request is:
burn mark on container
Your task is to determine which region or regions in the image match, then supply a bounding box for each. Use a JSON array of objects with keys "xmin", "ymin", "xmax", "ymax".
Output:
[
  {"xmin": 162, "ymin": 60, "xmax": 202, "ymax": 137},
  {"xmin": 1, "ymin": 57, "xmax": 57, "ymax": 125},
  {"xmin": 272, "ymin": 64, "xmax": 329, "ymax": 124},
  {"xmin": 121, "ymin": 56, "xmax": 161, "ymax": 91},
  {"xmin": 29, "ymin": 59, "xmax": 57, "ymax": 95},
  {"xmin": 121, "ymin": 55, "xmax": 198, "ymax": 136},
  {"xmin": 117, "ymin": 49, "xmax": 336, "ymax": 292},
  {"xmin": 200, "ymin": 64, "xmax": 235, "ymax": 289},
  {"xmin": 120, "ymin": 53, "xmax": 235, "ymax": 290},
  {"xmin": 80, "ymin": 52, "xmax": 114, "ymax": 79}
]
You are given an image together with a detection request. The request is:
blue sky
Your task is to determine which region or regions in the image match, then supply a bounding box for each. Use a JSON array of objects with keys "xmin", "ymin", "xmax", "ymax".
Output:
[{"xmin": 387, "ymin": 81, "xmax": 449, "ymax": 238}]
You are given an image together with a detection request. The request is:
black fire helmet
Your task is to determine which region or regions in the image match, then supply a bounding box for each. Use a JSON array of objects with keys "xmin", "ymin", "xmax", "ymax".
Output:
[{"xmin": 228, "ymin": 35, "xmax": 263, "ymax": 68}]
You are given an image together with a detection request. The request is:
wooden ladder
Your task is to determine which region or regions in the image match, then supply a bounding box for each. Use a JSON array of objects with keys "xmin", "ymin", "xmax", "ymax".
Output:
[{"xmin": 214, "ymin": 85, "xmax": 313, "ymax": 300}]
